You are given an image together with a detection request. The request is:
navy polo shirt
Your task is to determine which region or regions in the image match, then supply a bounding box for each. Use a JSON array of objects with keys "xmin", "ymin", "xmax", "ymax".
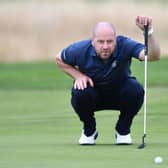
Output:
[{"xmin": 61, "ymin": 35, "xmax": 144, "ymax": 90}]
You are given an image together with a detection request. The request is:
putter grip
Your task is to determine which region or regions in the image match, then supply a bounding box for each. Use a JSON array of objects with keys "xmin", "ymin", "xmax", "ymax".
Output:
[{"xmin": 144, "ymin": 25, "xmax": 149, "ymax": 56}]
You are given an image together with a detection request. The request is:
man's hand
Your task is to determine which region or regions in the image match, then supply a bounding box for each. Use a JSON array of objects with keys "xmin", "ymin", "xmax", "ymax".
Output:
[
  {"xmin": 135, "ymin": 16, "xmax": 160, "ymax": 61},
  {"xmin": 56, "ymin": 52, "xmax": 94, "ymax": 89},
  {"xmin": 74, "ymin": 75, "xmax": 94, "ymax": 90},
  {"xmin": 136, "ymin": 16, "xmax": 152, "ymax": 31}
]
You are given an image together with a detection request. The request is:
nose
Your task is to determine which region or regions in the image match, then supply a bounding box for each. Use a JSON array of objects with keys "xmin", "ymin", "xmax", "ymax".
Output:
[{"xmin": 102, "ymin": 42, "xmax": 108, "ymax": 49}]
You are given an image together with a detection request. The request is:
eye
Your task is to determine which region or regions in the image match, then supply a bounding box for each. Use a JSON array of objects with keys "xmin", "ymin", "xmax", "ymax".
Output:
[
  {"xmin": 98, "ymin": 40, "xmax": 104, "ymax": 44},
  {"xmin": 107, "ymin": 40, "xmax": 113, "ymax": 44}
]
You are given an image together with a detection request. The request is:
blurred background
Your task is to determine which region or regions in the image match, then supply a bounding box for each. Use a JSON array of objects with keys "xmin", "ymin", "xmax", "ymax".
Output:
[
  {"xmin": 0, "ymin": 0, "xmax": 167, "ymax": 62},
  {"xmin": 0, "ymin": 2, "xmax": 168, "ymax": 167}
]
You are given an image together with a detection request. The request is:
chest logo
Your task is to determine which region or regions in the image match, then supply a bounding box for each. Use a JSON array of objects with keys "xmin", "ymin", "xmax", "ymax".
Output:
[{"xmin": 112, "ymin": 60, "xmax": 117, "ymax": 68}]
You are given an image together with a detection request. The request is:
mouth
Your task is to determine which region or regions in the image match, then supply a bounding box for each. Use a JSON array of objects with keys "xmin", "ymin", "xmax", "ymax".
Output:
[{"xmin": 102, "ymin": 51, "xmax": 111, "ymax": 56}]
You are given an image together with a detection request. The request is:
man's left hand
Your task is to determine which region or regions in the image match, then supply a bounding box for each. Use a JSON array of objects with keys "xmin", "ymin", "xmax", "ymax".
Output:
[{"xmin": 135, "ymin": 16, "xmax": 152, "ymax": 31}]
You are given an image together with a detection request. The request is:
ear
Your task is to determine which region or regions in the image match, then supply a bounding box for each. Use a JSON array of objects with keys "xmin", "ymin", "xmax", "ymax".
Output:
[{"xmin": 91, "ymin": 38, "xmax": 94, "ymax": 46}]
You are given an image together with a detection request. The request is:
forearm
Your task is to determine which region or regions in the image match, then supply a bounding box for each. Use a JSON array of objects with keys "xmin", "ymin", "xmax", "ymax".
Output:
[
  {"xmin": 148, "ymin": 33, "xmax": 160, "ymax": 61},
  {"xmin": 56, "ymin": 53, "xmax": 94, "ymax": 90},
  {"xmin": 56, "ymin": 56, "xmax": 84, "ymax": 80},
  {"xmin": 136, "ymin": 16, "xmax": 160, "ymax": 61}
]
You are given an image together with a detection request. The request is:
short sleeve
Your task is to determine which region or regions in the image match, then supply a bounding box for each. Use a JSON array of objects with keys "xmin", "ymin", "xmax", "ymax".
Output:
[
  {"xmin": 60, "ymin": 43, "xmax": 78, "ymax": 66},
  {"xmin": 124, "ymin": 37, "xmax": 144, "ymax": 59}
]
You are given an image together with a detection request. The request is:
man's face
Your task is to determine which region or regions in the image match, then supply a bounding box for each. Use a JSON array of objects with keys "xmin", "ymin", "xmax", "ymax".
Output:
[{"xmin": 92, "ymin": 27, "xmax": 116, "ymax": 61}]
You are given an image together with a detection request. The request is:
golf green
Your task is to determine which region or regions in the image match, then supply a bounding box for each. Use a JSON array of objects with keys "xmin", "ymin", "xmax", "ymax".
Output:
[{"xmin": 0, "ymin": 88, "xmax": 167, "ymax": 168}]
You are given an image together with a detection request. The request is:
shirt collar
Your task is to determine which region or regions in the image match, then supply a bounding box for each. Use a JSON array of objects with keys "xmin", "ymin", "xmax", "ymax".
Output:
[{"xmin": 90, "ymin": 45, "xmax": 97, "ymax": 57}]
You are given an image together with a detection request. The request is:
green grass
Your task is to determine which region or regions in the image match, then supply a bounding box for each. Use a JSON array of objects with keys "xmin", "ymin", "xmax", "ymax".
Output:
[
  {"xmin": 0, "ymin": 88, "xmax": 168, "ymax": 168},
  {"xmin": 0, "ymin": 59, "xmax": 168, "ymax": 168},
  {"xmin": 0, "ymin": 57, "xmax": 168, "ymax": 90},
  {"xmin": 0, "ymin": 62, "xmax": 72, "ymax": 90},
  {"xmin": 132, "ymin": 57, "xmax": 168, "ymax": 87}
]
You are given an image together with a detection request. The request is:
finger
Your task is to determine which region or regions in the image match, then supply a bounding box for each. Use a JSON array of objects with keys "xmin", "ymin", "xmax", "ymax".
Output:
[
  {"xmin": 74, "ymin": 80, "xmax": 82, "ymax": 90},
  {"xmin": 144, "ymin": 18, "xmax": 148, "ymax": 26},
  {"xmin": 81, "ymin": 79, "xmax": 89, "ymax": 90},
  {"xmin": 74, "ymin": 81, "xmax": 78, "ymax": 89},
  {"xmin": 135, "ymin": 16, "xmax": 140, "ymax": 25},
  {"xmin": 140, "ymin": 16, "xmax": 146, "ymax": 25},
  {"xmin": 82, "ymin": 79, "xmax": 87, "ymax": 89},
  {"xmin": 136, "ymin": 16, "xmax": 142, "ymax": 24},
  {"xmin": 135, "ymin": 16, "xmax": 144, "ymax": 30},
  {"xmin": 147, "ymin": 17, "xmax": 152, "ymax": 28},
  {"xmin": 79, "ymin": 80, "xmax": 84, "ymax": 90},
  {"xmin": 88, "ymin": 78, "xmax": 94, "ymax": 87}
]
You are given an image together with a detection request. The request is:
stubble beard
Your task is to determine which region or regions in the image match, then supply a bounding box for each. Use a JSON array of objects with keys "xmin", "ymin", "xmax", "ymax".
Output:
[{"xmin": 99, "ymin": 51, "xmax": 112, "ymax": 61}]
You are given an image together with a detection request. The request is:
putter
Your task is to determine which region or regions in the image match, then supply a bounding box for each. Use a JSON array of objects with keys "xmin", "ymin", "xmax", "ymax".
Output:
[{"xmin": 138, "ymin": 24, "xmax": 149, "ymax": 149}]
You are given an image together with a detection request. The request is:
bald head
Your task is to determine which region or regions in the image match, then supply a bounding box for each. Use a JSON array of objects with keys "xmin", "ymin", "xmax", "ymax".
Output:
[
  {"xmin": 91, "ymin": 22, "xmax": 116, "ymax": 62},
  {"xmin": 92, "ymin": 22, "xmax": 116, "ymax": 38}
]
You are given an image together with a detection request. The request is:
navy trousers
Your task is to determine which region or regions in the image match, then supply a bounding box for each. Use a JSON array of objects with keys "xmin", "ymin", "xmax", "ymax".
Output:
[{"xmin": 71, "ymin": 78, "xmax": 144, "ymax": 136}]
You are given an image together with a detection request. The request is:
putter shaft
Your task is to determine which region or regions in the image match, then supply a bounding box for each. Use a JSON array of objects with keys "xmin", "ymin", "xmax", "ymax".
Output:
[{"xmin": 138, "ymin": 25, "xmax": 148, "ymax": 149}]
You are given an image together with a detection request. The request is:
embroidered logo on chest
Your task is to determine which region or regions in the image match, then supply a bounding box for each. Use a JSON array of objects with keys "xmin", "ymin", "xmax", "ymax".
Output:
[{"xmin": 112, "ymin": 60, "xmax": 117, "ymax": 68}]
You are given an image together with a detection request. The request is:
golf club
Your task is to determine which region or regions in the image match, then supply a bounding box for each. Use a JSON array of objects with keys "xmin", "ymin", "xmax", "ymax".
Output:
[{"xmin": 138, "ymin": 24, "xmax": 149, "ymax": 149}]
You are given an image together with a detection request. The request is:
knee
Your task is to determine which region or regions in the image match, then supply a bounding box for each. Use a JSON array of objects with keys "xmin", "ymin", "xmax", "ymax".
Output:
[
  {"xmin": 120, "ymin": 79, "xmax": 144, "ymax": 113},
  {"xmin": 131, "ymin": 83, "xmax": 144, "ymax": 102},
  {"xmin": 133, "ymin": 82, "xmax": 144, "ymax": 102},
  {"xmin": 72, "ymin": 86, "xmax": 95, "ymax": 99},
  {"xmin": 71, "ymin": 86, "xmax": 97, "ymax": 107},
  {"xmin": 121, "ymin": 79, "xmax": 144, "ymax": 100},
  {"xmin": 71, "ymin": 86, "xmax": 97, "ymax": 121},
  {"xmin": 120, "ymin": 87, "xmax": 144, "ymax": 117}
]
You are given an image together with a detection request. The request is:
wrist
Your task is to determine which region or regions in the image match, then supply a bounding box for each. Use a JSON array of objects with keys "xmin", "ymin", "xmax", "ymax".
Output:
[{"xmin": 144, "ymin": 27, "xmax": 154, "ymax": 36}]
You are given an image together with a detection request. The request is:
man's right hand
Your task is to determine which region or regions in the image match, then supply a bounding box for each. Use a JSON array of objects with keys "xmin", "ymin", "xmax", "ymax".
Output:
[
  {"xmin": 74, "ymin": 75, "xmax": 94, "ymax": 90},
  {"xmin": 56, "ymin": 51, "xmax": 94, "ymax": 90}
]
